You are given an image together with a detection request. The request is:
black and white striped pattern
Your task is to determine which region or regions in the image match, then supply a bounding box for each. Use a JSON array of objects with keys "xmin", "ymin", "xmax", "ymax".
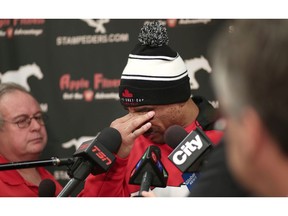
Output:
[
  {"xmin": 118, "ymin": 20, "xmax": 191, "ymax": 107},
  {"xmin": 121, "ymin": 54, "xmax": 188, "ymax": 82}
]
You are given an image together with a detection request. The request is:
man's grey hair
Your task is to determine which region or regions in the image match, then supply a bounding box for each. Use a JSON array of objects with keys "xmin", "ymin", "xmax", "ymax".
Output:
[
  {"xmin": 0, "ymin": 82, "xmax": 31, "ymax": 128},
  {"xmin": 210, "ymin": 20, "xmax": 288, "ymax": 153}
]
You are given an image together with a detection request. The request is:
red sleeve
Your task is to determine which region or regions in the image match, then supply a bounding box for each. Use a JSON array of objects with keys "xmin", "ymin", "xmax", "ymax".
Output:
[
  {"xmin": 77, "ymin": 155, "xmax": 130, "ymax": 197},
  {"xmin": 205, "ymin": 130, "xmax": 223, "ymax": 146}
]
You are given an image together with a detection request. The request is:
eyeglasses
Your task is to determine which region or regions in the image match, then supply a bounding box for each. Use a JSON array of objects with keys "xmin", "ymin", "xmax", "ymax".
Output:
[{"xmin": 3, "ymin": 113, "xmax": 48, "ymax": 129}]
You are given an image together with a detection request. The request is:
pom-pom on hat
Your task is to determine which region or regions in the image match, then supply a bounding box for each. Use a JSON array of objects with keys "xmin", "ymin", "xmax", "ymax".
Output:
[{"xmin": 119, "ymin": 20, "xmax": 191, "ymax": 107}]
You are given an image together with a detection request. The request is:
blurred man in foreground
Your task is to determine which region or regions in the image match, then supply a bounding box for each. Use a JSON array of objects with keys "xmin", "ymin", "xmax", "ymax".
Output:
[{"xmin": 207, "ymin": 19, "xmax": 288, "ymax": 196}]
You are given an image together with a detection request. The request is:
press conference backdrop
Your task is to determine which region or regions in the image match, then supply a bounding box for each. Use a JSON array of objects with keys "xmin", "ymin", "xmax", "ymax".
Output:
[{"xmin": 0, "ymin": 19, "xmax": 226, "ymax": 191}]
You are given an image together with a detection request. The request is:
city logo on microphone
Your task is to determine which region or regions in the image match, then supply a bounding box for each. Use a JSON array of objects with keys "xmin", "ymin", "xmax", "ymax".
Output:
[
  {"xmin": 168, "ymin": 127, "xmax": 212, "ymax": 172},
  {"xmin": 172, "ymin": 134, "xmax": 203, "ymax": 165}
]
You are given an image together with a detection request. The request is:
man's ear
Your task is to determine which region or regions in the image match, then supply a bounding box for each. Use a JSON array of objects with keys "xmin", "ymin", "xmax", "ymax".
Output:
[{"xmin": 241, "ymin": 107, "xmax": 267, "ymax": 157}]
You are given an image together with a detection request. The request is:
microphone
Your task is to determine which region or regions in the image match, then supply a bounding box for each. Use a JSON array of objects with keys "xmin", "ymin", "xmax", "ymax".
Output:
[
  {"xmin": 57, "ymin": 127, "xmax": 121, "ymax": 197},
  {"xmin": 129, "ymin": 145, "xmax": 168, "ymax": 197},
  {"xmin": 165, "ymin": 125, "xmax": 213, "ymax": 191},
  {"xmin": 0, "ymin": 157, "xmax": 75, "ymax": 171},
  {"xmin": 38, "ymin": 179, "xmax": 56, "ymax": 197}
]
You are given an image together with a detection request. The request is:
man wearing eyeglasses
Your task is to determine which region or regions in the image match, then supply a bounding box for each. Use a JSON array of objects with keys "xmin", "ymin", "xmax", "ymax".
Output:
[{"xmin": 0, "ymin": 82, "xmax": 63, "ymax": 196}]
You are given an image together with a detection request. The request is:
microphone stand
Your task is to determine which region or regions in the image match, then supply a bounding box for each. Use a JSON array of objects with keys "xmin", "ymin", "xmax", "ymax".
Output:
[
  {"xmin": 0, "ymin": 157, "xmax": 74, "ymax": 171},
  {"xmin": 57, "ymin": 159, "xmax": 92, "ymax": 197},
  {"xmin": 139, "ymin": 171, "xmax": 152, "ymax": 194},
  {"xmin": 135, "ymin": 171, "xmax": 153, "ymax": 197}
]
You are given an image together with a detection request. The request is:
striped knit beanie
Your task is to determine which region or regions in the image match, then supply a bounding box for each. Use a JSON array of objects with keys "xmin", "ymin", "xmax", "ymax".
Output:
[{"xmin": 119, "ymin": 20, "xmax": 191, "ymax": 107}]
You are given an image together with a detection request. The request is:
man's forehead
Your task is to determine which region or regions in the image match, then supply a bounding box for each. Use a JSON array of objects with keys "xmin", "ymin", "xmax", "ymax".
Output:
[{"xmin": 126, "ymin": 105, "xmax": 156, "ymax": 112}]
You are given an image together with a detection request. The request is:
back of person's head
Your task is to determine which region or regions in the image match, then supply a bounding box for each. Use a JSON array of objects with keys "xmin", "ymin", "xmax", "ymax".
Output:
[
  {"xmin": 0, "ymin": 82, "xmax": 29, "ymax": 97},
  {"xmin": 119, "ymin": 20, "xmax": 191, "ymax": 107},
  {"xmin": 210, "ymin": 20, "xmax": 288, "ymax": 154},
  {"xmin": 0, "ymin": 82, "xmax": 31, "ymax": 128}
]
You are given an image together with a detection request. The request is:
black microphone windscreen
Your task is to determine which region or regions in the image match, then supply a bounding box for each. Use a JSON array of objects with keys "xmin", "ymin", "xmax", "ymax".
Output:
[
  {"xmin": 97, "ymin": 127, "xmax": 122, "ymax": 153},
  {"xmin": 164, "ymin": 125, "xmax": 188, "ymax": 149},
  {"xmin": 38, "ymin": 179, "xmax": 56, "ymax": 197}
]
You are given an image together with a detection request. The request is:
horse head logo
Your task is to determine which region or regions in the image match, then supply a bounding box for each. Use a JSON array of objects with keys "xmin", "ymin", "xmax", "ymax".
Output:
[
  {"xmin": 0, "ymin": 63, "xmax": 44, "ymax": 91},
  {"xmin": 81, "ymin": 19, "xmax": 110, "ymax": 34},
  {"xmin": 185, "ymin": 56, "xmax": 212, "ymax": 90},
  {"xmin": 62, "ymin": 136, "xmax": 95, "ymax": 150}
]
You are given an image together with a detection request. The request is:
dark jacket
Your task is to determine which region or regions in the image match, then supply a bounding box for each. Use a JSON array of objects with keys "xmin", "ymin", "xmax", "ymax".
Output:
[{"xmin": 189, "ymin": 139, "xmax": 251, "ymax": 197}]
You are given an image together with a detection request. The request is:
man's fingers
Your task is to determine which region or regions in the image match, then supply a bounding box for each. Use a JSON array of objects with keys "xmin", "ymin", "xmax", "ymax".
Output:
[
  {"xmin": 132, "ymin": 122, "xmax": 152, "ymax": 137},
  {"xmin": 112, "ymin": 111, "xmax": 155, "ymax": 134},
  {"xmin": 131, "ymin": 111, "xmax": 154, "ymax": 131},
  {"xmin": 110, "ymin": 111, "xmax": 155, "ymax": 158}
]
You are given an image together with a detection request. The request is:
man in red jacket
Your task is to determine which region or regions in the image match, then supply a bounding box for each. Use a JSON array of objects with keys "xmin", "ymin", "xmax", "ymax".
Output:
[
  {"xmin": 79, "ymin": 21, "xmax": 223, "ymax": 197},
  {"xmin": 0, "ymin": 82, "xmax": 63, "ymax": 197}
]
